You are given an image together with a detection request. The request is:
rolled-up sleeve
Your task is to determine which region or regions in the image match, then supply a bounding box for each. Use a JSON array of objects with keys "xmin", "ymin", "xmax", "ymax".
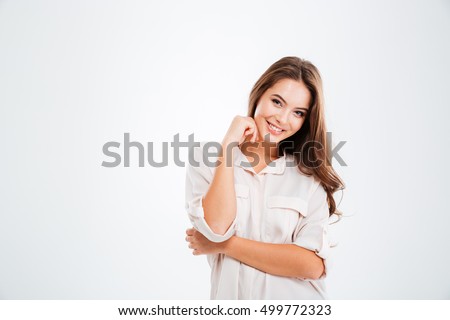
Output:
[
  {"xmin": 185, "ymin": 143, "xmax": 237, "ymax": 242},
  {"xmin": 293, "ymin": 183, "xmax": 332, "ymax": 280}
]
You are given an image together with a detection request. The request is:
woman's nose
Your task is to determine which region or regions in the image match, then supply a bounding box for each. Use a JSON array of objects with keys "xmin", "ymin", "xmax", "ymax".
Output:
[{"xmin": 275, "ymin": 109, "xmax": 290, "ymax": 126}]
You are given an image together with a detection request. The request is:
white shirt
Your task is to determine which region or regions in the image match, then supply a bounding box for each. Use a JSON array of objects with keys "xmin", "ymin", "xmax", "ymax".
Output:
[{"xmin": 185, "ymin": 142, "xmax": 333, "ymax": 299}]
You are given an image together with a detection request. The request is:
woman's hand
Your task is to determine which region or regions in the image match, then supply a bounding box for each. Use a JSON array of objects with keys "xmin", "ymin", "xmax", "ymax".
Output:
[
  {"xmin": 185, "ymin": 228, "xmax": 228, "ymax": 255},
  {"xmin": 222, "ymin": 116, "xmax": 259, "ymax": 146}
]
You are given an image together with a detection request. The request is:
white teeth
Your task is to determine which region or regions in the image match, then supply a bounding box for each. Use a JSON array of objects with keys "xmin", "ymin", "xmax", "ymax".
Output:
[{"xmin": 269, "ymin": 123, "xmax": 283, "ymax": 132}]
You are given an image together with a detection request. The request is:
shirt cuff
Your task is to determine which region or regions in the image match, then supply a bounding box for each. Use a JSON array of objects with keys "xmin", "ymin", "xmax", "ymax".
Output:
[
  {"xmin": 186, "ymin": 195, "xmax": 237, "ymax": 243},
  {"xmin": 314, "ymin": 228, "xmax": 332, "ymax": 280}
]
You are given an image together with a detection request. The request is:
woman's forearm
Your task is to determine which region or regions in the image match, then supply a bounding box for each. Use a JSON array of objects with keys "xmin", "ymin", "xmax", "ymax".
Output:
[
  {"xmin": 202, "ymin": 140, "xmax": 238, "ymax": 235},
  {"xmin": 223, "ymin": 236, "xmax": 325, "ymax": 280}
]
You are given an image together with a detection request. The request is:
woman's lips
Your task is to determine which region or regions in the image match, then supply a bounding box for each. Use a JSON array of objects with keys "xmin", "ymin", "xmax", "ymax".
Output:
[{"xmin": 266, "ymin": 120, "xmax": 284, "ymax": 135}]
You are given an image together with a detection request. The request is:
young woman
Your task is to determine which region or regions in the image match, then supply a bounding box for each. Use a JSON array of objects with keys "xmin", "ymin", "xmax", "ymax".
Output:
[{"xmin": 185, "ymin": 56, "xmax": 344, "ymax": 299}]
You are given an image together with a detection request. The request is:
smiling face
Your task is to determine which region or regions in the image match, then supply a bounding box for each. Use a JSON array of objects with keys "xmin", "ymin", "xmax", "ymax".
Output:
[{"xmin": 254, "ymin": 78, "xmax": 312, "ymax": 144}]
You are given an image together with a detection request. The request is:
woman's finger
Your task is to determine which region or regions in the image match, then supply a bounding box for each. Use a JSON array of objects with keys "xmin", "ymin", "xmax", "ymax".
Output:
[
  {"xmin": 252, "ymin": 123, "xmax": 258, "ymax": 143},
  {"xmin": 245, "ymin": 118, "xmax": 256, "ymax": 143}
]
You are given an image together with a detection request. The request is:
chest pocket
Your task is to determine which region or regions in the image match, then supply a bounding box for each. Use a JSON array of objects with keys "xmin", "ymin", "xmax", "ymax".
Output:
[
  {"xmin": 265, "ymin": 196, "xmax": 308, "ymax": 243},
  {"xmin": 235, "ymin": 183, "xmax": 249, "ymax": 198}
]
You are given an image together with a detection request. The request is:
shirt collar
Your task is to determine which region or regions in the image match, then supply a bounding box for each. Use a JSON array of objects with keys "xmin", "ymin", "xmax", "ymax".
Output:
[{"xmin": 234, "ymin": 146, "xmax": 287, "ymax": 175}]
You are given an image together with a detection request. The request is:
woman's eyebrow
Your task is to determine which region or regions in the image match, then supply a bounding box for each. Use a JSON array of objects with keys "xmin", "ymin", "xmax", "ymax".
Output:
[{"xmin": 272, "ymin": 94, "xmax": 309, "ymax": 111}]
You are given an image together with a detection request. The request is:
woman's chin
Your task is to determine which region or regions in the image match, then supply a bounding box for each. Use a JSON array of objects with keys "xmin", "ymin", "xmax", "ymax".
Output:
[{"xmin": 257, "ymin": 132, "xmax": 280, "ymax": 144}]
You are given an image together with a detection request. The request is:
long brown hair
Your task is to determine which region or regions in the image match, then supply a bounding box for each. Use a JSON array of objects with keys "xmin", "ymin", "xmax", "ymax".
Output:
[{"xmin": 248, "ymin": 56, "xmax": 345, "ymax": 217}]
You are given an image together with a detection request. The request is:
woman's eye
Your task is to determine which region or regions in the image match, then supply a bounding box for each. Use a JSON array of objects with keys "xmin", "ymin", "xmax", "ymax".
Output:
[
  {"xmin": 294, "ymin": 111, "xmax": 304, "ymax": 117},
  {"xmin": 272, "ymin": 99, "xmax": 282, "ymax": 106}
]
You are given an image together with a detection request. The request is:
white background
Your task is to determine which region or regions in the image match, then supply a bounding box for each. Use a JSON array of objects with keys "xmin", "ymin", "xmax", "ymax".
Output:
[{"xmin": 0, "ymin": 0, "xmax": 449, "ymax": 299}]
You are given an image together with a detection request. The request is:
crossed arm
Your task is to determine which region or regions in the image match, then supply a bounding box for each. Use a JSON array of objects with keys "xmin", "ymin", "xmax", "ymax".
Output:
[
  {"xmin": 186, "ymin": 141, "xmax": 325, "ymax": 280},
  {"xmin": 185, "ymin": 228, "xmax": 325, "ymax": 280}
]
